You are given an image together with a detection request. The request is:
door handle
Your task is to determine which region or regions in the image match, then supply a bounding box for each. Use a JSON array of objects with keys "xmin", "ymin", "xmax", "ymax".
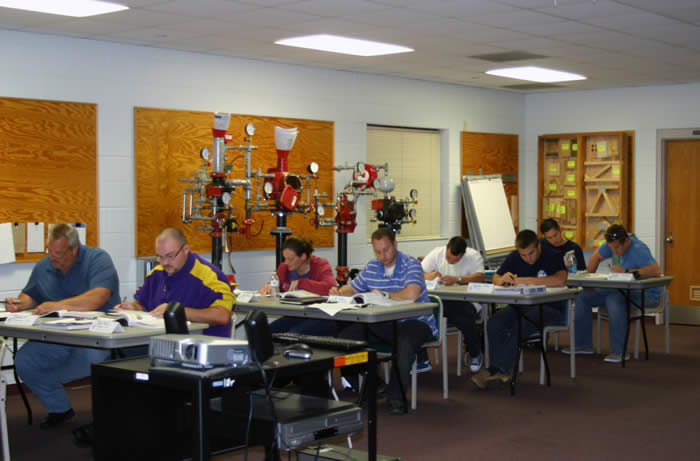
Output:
[{"xmin": 665, "ymin": 231, "xmax": 673, "ymax": 245}]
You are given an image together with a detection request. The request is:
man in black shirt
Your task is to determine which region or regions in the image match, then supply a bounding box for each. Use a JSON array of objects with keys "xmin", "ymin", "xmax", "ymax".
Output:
[
  {"xmin": 540, "ymin": 218, "xmax": 586, "ymax": 271},
  {"xmin": 471, "ymin": 229, "xmax": 568, "ymax": 390}
]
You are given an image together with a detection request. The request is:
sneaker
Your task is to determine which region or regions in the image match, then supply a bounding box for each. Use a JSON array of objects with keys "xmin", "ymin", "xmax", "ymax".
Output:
[
  {"xmin": 388, "ymin": 399, "xmax": 406, "ymax": 415},
  {"xmin": 470, "ymin": 369, "xmax": 511, "ymax": 390},
  {"xmin": 603, "ymin": 352, "xmax": 631, "ymax": 363},
  {"xmin": 561, "ymin": 347, "xmax": 594, "ymax": 355},
  {"xmin": 469, "ymin": 354, "xmax": 483, "ymax": 373},
  {"xmin": 40, "ymin": 408, "xmax": 75, "ymax": 430},
  {"xmin": 411, "ymin": 360, "xmax": 432, "ymax": 375}
]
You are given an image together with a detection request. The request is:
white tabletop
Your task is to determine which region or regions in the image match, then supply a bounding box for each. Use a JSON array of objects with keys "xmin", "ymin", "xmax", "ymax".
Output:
[{"xmin": 236, "ymin": 297, "xmax": 436, "ymax": 323}]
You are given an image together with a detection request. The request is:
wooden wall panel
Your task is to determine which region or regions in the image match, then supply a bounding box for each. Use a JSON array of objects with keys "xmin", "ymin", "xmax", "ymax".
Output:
[
  {"xmin": 461, "ymin": 132, "xmax": 519, "ymax": 236},
  {"xmin": 0, "ymin": 97, "xmax": 98, "ymax": 262},
  {"xmin": 134, "ymin": 107, "xmax": 334, "ymax": 258}
]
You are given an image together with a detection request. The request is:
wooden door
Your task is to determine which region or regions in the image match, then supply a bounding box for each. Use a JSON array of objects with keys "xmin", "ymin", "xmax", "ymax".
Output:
[
  {"xmin": 461, "ymin": 132, "xmax": 518, "ymax": 236},
  {"xmin": 665, "ymin": 139, "xmax": 700, "ymax": 324}
]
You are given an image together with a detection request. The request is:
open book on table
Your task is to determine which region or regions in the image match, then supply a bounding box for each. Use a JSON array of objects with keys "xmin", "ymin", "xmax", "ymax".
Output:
[
  {"xmin": 106, "ymin": 310, "xmax": 164, "ymax": 329},
  {"xmin": 40, "ymin": 310, "xmax": 104, "ymax": 319},
  {"xmin": 41, "ymin": 318, "xmax": 94, "ymax": 330},
  {"xmin": 327, "ymin": 292, "xmax": 413, "ymax": 307}
]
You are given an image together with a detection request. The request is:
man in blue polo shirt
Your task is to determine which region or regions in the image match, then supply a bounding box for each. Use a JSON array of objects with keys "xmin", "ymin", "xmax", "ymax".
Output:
[
  {"xmin": 4, "ymin": 224, "xmax": 120, "ymax": 429},
  {"xmin": 330, "ymin": 227, "xmax": 436, "ymax": 414},
  {"xmin": 121, "ymin": 228, "xmax": 234, "ymax": 337},
  {"xmin": 471, "ymin": 229, "xmax": 567, "ymax": 390},
  {"xmin": 566, "ymin": 224, "xmax": 661, "ymax": 363}
]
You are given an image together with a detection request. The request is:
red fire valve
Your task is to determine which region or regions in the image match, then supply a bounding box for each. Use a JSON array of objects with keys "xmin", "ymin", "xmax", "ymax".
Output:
[
  {"xmin": 207, "ymin": 185, "xmax": 222, "ymax": 197},
  {"xmin": 371, "ymin": 199, "xmax": 384, "ymax": 210},
  {"xmin": 279, "ymin": 184, "xmax": 299, "ymax": 210}
]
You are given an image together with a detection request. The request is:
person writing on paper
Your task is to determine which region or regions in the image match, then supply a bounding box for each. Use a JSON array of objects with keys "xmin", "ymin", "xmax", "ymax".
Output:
[
  {"xmin": 4, "ymin": 224, "xmax": 120, "ymax": 429},
  {"xmin": 566, "ymin": 224, "xmax": 661, "ymax": 363},
  {"xmin": 540, "ymin": 218, "xmax": 586, "ymax": 271},
  {"xmin": 330, "ymin": 227, "xmax": 436, "ymax": 414},
  {"xmin": 471, "ymin": 229, "xmax": 567, "ymax": 390},
  {"xmin": 422, "ymin": 236, "xmax": 485, "ymax": 373},
  {"xmin": 259, "ymin": 236, "xmax": 337, "ymax": 335},
  {"xmin": 120, "ymin": 228, "xmax": 234, "ymax": 337}
]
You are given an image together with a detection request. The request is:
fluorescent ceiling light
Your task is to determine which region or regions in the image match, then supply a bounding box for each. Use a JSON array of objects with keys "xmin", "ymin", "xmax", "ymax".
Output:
[
  {"xmin": 275, "ymin": 34, "xmax": 413, "ymax": 57},
  {"xmin": 0, "ymin": 0, "xmax": 128, "ymax": 17},
  {"xmin": 486, "ymin": 66, "xmax": 586, "ymax": 83}
]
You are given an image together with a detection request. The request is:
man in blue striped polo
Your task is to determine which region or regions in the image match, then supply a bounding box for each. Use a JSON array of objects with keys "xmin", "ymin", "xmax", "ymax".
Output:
[{"xmin": 331, "ymin": 227, "xmax": 436, "ymax": 414}]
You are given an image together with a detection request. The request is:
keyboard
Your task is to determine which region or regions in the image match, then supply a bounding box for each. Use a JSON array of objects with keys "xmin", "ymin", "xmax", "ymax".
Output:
[{"xmin": 272, "ymin": 333, "xmax": 368, "ymax": 352}]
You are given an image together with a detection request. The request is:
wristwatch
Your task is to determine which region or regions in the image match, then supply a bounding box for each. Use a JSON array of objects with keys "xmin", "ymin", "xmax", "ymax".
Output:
[{"xmin": 457, "ymin": 276, "xmax": 463, "ymax": 284}]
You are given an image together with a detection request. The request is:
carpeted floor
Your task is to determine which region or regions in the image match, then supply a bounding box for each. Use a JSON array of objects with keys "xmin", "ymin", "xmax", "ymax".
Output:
[{"xmin": 6, "ymin": 319, "xmax": 700, "ymax": 460}]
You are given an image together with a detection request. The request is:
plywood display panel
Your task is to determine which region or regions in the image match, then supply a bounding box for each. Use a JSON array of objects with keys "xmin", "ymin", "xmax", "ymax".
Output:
[
  {"xmin": 461, "ymin": 132, "xmax": 518, "ymax": 236},
  {"xmin": 134, "ymin": 107, "xmax": 334, "ymax": 258},
  {"xmin": 0, "ymin": 96, "xmax": 98, "ymax": 262}
]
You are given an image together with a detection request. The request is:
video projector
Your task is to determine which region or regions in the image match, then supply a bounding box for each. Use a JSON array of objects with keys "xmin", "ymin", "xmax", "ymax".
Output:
[{"xmin": 149, "ymin": 334, "xmax": 250, "ymax": 368}]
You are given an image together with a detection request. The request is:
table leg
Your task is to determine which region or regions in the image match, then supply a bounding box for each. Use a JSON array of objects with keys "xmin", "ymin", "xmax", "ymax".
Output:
[
  {"xmin": 391, "ymin": 320, "xmax": 408, "ymax": 413},
  {"xmin": 639, "ymin": 290, "xmax": 649, "ymax": 360},
  {"xmin": 510, "ymin": 309, "xmax": 522, "ymax": 396},
  {"xmin": 622, "ymin": 289, "xmax": 631, "ymax": 368},
  {"xmin": 193, "ymin": 378, "xmax": 209, "ymax": 461},
  {"xmin": 537, "ymin": 305, "xmax": 551, "ymax": 387},
  {"xmin": 11, "ymin": 338, "xmax": 32, "ymax": 425},
  {"xmin": 367, "ymin": 350, "xmax": 377, "ymax": 461}
]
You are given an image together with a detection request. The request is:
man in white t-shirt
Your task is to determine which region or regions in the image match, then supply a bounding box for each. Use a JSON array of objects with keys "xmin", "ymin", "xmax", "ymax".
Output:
[{"xmin": 422, "ymin": 236, "xmax": 485, "ymax": 372}]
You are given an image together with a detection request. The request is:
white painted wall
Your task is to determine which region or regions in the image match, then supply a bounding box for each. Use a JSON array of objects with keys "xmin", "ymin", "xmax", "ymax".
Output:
[
  {"xmin": 0, "ymin": 30, "xmax": 524, "ymax": 299},
  {"xmin": 523, "ymin": 83, "xmax": 700, "ymax": 258}
]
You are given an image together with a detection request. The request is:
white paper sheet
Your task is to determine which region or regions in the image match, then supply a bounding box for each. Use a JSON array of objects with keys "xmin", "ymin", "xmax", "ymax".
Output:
[
  {"xmin": 0, "ymin": 223, "xmax": 16, "ymax": 264},
  {"xmin": 27, "ymin": 222, "xmax": 45, "ymax": 253}
]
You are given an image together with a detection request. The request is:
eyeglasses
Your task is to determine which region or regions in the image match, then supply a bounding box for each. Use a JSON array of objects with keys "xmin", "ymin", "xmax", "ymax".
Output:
[{"xmin": 156, "ymin": 243, "xmax": 185, "ymax": 263}]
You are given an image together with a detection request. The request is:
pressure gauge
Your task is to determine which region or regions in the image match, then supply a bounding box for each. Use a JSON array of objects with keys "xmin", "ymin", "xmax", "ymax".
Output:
[
  {"xmin": 410, "ymin": 189, "xmax": 418, "ymax": 200},
  {"xmin": 221, "ymin": 192, "xmax": 231, "ymax": 205},
  {"xmin": 409, "ymin": 209, "xmax": 417, "ymax": 220},
  {"xmin": 317, "ymin": 204, "xmax": 325, "ymax": 216},
  {"xmin": 263, "ymin": 181, "xmax": 274, "ymax": 195},
  {"xmin": 245, "ymin": 123, "xmax": 256, "ymax": 136},
  {"xmin": 200, "ymin": 147, "xmax": 211, "ymax": 160},
  {"xmin": 308, "ymin": 161, "xmax": 319, "ymax": 174}
]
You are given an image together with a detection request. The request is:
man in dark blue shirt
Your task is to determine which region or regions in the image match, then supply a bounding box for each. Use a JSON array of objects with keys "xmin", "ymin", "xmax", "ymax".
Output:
[
  {"xmin": 471, "ymin": 229, "xmax": 567, "ymax": 390},
  {"xmin": 5, "ymin": 224, "xmax": 120, "ymax": 428},
  {"xmin": 540, "ymin": 218, "xmax": 586, "ymax": 271}
]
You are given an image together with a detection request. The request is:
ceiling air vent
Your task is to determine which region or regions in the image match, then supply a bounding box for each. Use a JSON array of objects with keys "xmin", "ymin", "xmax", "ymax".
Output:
[
  {"xmin": 690, "ymin": 286, "xmax": 700, "ymax": 302},
  {"xmin": 501, "ymin": 83, "xmax": 563, "ymax": 90},
  {"xmin": 470, "ymin": 51, "xmax": 547, "ymax": 62}
]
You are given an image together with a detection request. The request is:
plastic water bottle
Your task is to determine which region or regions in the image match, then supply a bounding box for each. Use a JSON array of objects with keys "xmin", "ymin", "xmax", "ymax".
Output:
[
  {"xmin": 564, "ymin": 250, "xmax": 577, "ymax": 274},
  {"xmin": 270, "ymin": 273, "xmax": 280, "ymax": 298}
]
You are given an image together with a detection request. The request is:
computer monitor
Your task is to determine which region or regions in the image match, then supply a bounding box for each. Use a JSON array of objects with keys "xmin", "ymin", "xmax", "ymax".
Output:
[
  {"xmin": 163, "ymin": 301, "xmax": 189, "ymax": 334},
  {"xmin": 244, "ymin": 310, "xmax": 274, "ymax": 363}
]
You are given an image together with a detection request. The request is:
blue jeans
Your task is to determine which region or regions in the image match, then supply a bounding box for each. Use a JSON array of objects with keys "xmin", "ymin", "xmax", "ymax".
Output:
[
  {"xmin": 487, "ymin": 303, "xmax": 564, "ymax": 374},
  {"xmin": 269, "ymin": 317, "xmax": 337, "ymax": 336},
  {"xmin": 574, "ymin": 288, "xmax": 659, "ymax": 354},
  {"xmin": 16, "ymin": 341, "xmax": 110, "ymax": 413}
]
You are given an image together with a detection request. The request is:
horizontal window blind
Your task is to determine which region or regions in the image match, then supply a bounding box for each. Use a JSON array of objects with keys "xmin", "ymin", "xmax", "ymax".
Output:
[{"xmin": 366, "ymin": 126, "xmax": 441, "ymax": 239}]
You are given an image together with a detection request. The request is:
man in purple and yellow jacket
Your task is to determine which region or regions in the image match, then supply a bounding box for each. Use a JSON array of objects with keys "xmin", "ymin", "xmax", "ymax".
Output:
[{"xmin": 122, "ymin": 227, "xmax": 234, "ymax": 337}]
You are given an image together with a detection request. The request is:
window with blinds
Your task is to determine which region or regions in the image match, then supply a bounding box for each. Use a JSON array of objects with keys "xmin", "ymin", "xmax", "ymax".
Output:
[{"xmin": 366, "ymin": 125, "xmax": 441, "ymax": 240}]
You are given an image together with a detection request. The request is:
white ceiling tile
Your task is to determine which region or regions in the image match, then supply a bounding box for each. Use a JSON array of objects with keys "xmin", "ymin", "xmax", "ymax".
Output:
[
  {"xmin": 281, "ymin": 0, "xmax": 392, "ymax": 18},
  {"xmin": 534, "ymin": 0, "xmax": 644, "ymax": 20},
  {"xmin": 141, "ymin": 0, "xmax": 261, "ymax": 19},
  {"xmin": 471, "ymin": 10, "xmax": 568, "ymax": 28},
  {"xmin": 506, "ymin": 19, "xmax": 606, "ymax": 36}
]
